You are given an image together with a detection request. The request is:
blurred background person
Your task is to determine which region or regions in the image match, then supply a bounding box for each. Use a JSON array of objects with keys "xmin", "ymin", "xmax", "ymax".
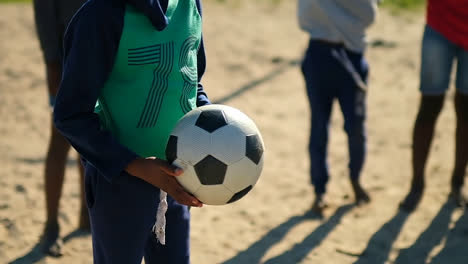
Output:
[
  {"xmin": 297, "ymin": 0, "xmax": 380, "ymax": 215},
  {"xmin": 399, "ymin": 0, "xmax": 468, "ymax": 212},
  {"xmin": 33, "ymin": 0, "xmax": 88, "ymax": 256}
]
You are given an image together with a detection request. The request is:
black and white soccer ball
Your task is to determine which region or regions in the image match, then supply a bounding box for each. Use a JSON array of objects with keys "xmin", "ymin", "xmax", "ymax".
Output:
[{"xmin": 165, "ymin": 104, "xmax": 265, "ymax": 205}]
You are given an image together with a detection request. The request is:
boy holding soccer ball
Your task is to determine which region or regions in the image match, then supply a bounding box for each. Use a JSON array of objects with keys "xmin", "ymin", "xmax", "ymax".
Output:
[
  {"xmin": 298, "ymin": 0, "xmax": 380, "ymax": 214},
  {"xmin": 54, "ymin": 0, "xmax": 207, "ymax": 263}
]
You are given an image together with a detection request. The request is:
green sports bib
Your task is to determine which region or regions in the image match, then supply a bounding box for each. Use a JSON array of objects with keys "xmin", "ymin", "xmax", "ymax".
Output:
[{"xmin": 97, "ymin": 0, "xmax": 202, "ymax": 159}]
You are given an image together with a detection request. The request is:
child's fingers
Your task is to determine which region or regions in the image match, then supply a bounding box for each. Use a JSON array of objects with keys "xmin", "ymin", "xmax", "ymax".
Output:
[
  {"xmin": 161, "ymin": 164, "xmax": 183, "ymax": 176},
  {"xmin": 170, "ymin": 186, "xmax": 203, "ymax": 207},
  {"xmin": 152, "ymin": 158, "xmax": 183, "ymax": 176}
]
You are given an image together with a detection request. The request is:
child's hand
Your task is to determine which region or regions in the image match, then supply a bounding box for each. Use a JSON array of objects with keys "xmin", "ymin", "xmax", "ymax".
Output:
[{"xmin": 126, "ymin": 157, "xmax": 203, "ymax": 207}]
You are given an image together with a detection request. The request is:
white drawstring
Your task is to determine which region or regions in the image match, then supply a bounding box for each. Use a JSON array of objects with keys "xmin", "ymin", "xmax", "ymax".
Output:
[{"xmin": 152, "ymin": 190, "xmax": 168, "ymax": 245}]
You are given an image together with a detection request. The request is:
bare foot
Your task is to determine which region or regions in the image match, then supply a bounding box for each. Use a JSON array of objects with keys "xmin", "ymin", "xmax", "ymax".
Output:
[
  {"xmin": 449, "ymin": 188, "xmax": 467, "ymax": 208},
  {"xmin": 399, "ymin": 185, "xmax": 424, "ymax": 212},
  {"xmin": 311, "ymin": 194, "xmax": 328, "ymax": 217},
  {"xmin": 78, "ymin": 210, "xmax": 91, "ymax": 232},
  {"xmin": 40, "ymin": 221, "xmax": 63, "ymax": 257},
  {"xmin": 351, "ymin": 180, "xmax": 370, "ymax": 205}
]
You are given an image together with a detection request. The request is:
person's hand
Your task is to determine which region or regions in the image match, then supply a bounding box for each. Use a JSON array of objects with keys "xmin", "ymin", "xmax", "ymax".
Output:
[{"xmin": 125, "ymin": 157, "xmax": 203, "ymax": 207}]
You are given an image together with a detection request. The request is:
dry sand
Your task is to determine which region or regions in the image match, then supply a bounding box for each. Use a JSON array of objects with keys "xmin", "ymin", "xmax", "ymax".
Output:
[{"xmin": 0, "ymin": 1, "xmax": 467, "ymax": 263}]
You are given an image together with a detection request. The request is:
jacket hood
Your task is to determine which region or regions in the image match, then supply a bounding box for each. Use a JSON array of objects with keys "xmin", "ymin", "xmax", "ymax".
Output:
[{"xmin": 127, "ymin": 0, "xmax": 168, "ymax": 30}]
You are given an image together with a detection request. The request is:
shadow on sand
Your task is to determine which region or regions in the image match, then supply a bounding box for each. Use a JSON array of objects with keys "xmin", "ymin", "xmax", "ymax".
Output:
[
  {"xmin": 354, "ymin": 199, "xmax": 460, "ymax": 264},
  {"xmin": 353, "ymin": 209, "xmax": 409, "ymax": 264},
  {"xmin": 393, "ymin": 199, "xmax": 456, "ymax": 264},
  {"xmin": 8, "ymin": 228, "xmax": 90, "ymax": 264},
  {"xmin": 222, "ymin": 204, "xmax": 354, "ymax": 264},
  {"xmin": 429, "ymin": 204, "xmax": 468, "ymax": 264},
  {"xmin": 213, "ymin": 58, "xmax": 299, "ymax": 105}
]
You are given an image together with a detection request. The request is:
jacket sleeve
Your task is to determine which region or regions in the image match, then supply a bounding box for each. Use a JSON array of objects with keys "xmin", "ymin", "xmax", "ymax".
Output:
[
  {"xmin": 195, "ymin": 0, "xmax": 210, "ymax": 106},
  {"xmin": 54, "ymin": 1, "xmax": 139, "ymax": 183},
  {"xmin": 196, "ymin": 37, "xmax": 210, "ymax": 106}
]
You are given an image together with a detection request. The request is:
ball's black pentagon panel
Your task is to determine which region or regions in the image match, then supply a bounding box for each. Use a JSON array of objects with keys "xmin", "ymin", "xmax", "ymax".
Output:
[
  {"xmin": 165, "ymin": 135, "xmax": 178, "ymax": 163},
  {"xmin": 195, "ymin": 109, "xmax": 228, "ymax": 133},
  {"xmin": 245, "ymin": 134, "xmax": 264, "ymax": 165},
  {"xmin": 227, "ymin": 185, "xmax": 253, "ymax": 204},
  {"xmin": 194, "ymin": 155, "xmax": 227, "ymax": 185}
]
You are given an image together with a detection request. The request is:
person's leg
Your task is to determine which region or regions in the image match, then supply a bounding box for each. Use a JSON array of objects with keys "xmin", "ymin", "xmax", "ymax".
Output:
[
  {"xmin": 88, "ymin": 168, "xmax": 161, "ymax": 264},
  {"xmin": 336, "ymin": 49, "xmax": 370, "ymax": 205},
  {"xmin": 301, "ymin": 41, "xmax": 335, "ymax": 213},
  {"xmin": 450, "ymin": 48, "xmax": 468, "ymax": 205},
  {"xmin": 144, "ymin": 197, "xmax": 190, "ymax": 264},
  {"xmin": 44, "ymin": 122, "xmax": 70, "ymax": 223},
  {"xmin": 77, "ymin": 157, "xmax": 90, "ymax": 230},
  {"xmin": 41, "ymin": 61, "xmax": 89, "ymax": 256},
  {"xmin": 450, "ymin": 92, "xmax": 468, "ymax": 205},
  {"xmin": 400, "ymin": 25, "xmax": 455, "ymax": 212},
  {"xmin": 400, "ymin": 95, "xmax": 445, "ymax": 212},
  {"xmin": 40, "ymin": 61, "xmax": 70, "ymax": 256},
  {"xmin": 308, "ymin": 94, "xmax": 333, "ymax": 207},
  {"xmin": 35, "ymin": 1, "xmax": 89, "ymax": 255}
]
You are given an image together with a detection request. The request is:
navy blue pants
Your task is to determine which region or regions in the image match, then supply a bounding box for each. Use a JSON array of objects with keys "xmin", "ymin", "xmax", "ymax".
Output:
[
  {"xmin": 84, "ymin": 163, "xmax": 190, "ymax": 264},
  {"xmin": 301, "ymin": 40, "xmax": 369, "ymax": 195}
]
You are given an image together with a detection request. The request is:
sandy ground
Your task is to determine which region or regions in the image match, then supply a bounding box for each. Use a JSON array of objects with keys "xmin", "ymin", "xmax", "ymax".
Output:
[{"xmin": 1, "ymin": 1, "xmax": 467, "ymax": 263}]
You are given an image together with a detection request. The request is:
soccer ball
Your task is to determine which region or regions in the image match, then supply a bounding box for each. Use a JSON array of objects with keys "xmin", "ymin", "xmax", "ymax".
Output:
[{"xmin": 165, "ymin": 104, "xmax": 265, "ymax": 205}]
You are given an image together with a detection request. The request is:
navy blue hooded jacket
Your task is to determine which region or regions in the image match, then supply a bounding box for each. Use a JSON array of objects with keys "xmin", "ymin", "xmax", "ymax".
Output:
[{"xmin": 54, "ymin": 0, "xmax": 210, "ymax": 183}]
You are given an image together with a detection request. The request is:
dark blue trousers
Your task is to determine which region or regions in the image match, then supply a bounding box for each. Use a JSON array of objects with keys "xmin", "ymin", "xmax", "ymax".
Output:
[
  {"xmin": 301, "ymin": 39, "xmax": 369, "ymax": 195},
  {"xmin": 84, "ymin": 163, "xmax": 190, "ymax": 264}
]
